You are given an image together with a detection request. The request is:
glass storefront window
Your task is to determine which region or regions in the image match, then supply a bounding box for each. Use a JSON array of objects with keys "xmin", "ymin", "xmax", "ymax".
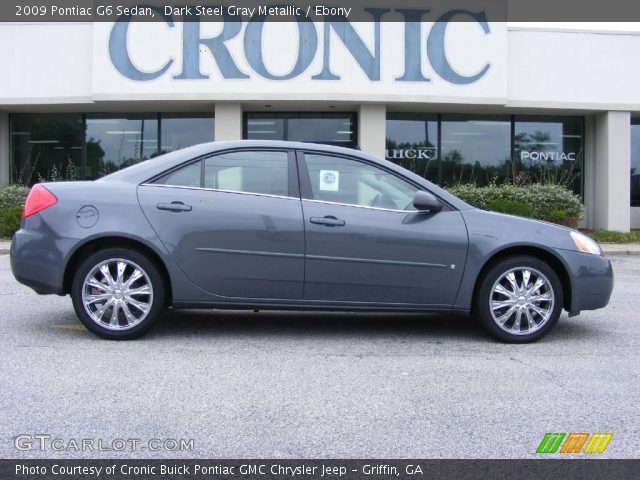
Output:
[
  {"xmin": 85, "ymin": 115, "xmax": 158, "ymax": 179},
  {"xmin": 10, "ymin": 114, "xmax": 83, "ymax": 185},
  {"xmin": 631, "ymin": 120, "xmax": 640, "ymax": 207},
  {"xmin": 514, "ymin": 116, "xmax": 584, "ymax": 196},
  {"xmin": 10, "ymin": 110, "xmax": 588, "ymax": 196},
  {"xmin": 160, "ymin": 113, "xmax": 214, "ymax": 155},
  {"xmin": 10, "ymin": 112, "xmax": 214, "ymax": 182},
  {"xmin": 385, "ymin": 113, "xmax": 438, "ymax": 182},
  {"xmin": 245, "ymin": 113, "xmax": 356, "ymax": 147},
  {"xmin": 440, "ymin": 115, "xmax": 511, "ymax": 187},
  {"xmin": 384, "ymin": 114, "xmax": 585, "ymax": 197}
]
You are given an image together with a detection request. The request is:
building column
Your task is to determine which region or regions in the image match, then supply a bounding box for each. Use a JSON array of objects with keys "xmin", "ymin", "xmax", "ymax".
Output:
[
  {"xmin": 593, "ymin": 111, "xmax": 631, "ymax": 232},
  {"xmin": 0, "ymin": 112, "xmax": 9, "ymax": 186},
  {"xmin": 214, "ymin": 103, "xmax": 243, "ymax": 141},
  {"xmin": 358, "ymin": 103, "xmax": 386, "ymax": 158},
  {"xmin": 583, "ymin": 115, "xmax": 596, "ymax": 229}
]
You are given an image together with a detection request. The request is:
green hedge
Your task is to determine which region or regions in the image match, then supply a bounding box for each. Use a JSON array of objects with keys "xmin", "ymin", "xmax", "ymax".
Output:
[
  {"xmin": 0, "ymin": 185, "xmax": 29, "ymax": 211},
  {"xmin": 0, "ymin": 206, "xmax": 22, "ymax": 237},
  {"xmin": 484, "ymin": 198, "xmax": 535, "ymax": 218},
  {"xmin": 0, "ymin": 185, "xmax": 29, "ymax": 238},
  {"xmin": 447, "ymin": 184, "xmax": 582, "ymax": 227}
]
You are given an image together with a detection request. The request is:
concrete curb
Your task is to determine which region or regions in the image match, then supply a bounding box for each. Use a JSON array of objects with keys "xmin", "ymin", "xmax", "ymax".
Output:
[
  {"xmin": 0, "ymin": 241, "xmax": 9, "ymax": 255},
  {"xmin": 602, "ymin": 248, "xmax": 640, "ymax": 256}
]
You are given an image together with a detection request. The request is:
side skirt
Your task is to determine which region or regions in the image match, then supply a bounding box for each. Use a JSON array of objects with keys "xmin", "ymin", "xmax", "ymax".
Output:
[{"xmin": 171, "ymin": 300, "xmax": 470, "ymax": 314}]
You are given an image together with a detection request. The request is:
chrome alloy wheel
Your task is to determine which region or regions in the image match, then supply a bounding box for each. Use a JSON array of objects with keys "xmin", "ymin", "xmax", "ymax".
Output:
[
  {"xmin": 489, "ymin": 267, "xmax": 555, "ymax": 335},
  {"xmin": 81, "ymin": 258, "xmax": 154, "ymax": 330}
]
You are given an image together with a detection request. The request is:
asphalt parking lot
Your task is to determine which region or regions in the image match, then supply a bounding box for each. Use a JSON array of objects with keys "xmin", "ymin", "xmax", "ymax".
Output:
[{"xmin": 0, "ymin": 254, "xmax": 638, "ymax": 459}]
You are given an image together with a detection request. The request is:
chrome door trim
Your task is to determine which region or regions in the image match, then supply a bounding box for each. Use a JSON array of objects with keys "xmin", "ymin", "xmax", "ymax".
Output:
[
  {"xmin": 140, "ymin": 183, "xmax": 299, "ymax": 201},
  {"xmin": 302, "ymin": 198, "xmax": 414, "ymax": 214}
]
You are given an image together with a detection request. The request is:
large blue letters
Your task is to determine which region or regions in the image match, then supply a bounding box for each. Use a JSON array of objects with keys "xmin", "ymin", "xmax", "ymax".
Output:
[
  {"xmin": 109, "ymin": 8, "xmax": 492, "ymax": 85},
  {"xmin": 109, "ymin": 6, "xmax": 173, "ymax": 81},
  {"xmin": 427, "ymin": 10, "xmax": 491, "ymax": 84}
]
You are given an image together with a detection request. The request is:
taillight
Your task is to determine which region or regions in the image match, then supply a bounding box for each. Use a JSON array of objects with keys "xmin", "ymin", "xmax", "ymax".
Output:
[{"xmin": 22, "ymin": 184, "xmax": 58, "ymax": 219}]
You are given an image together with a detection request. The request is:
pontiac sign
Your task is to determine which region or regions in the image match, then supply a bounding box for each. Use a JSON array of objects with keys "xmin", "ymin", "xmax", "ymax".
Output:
[{"xmin": 521, "ymin": 151, "xmax": 577, "ymax": 162}]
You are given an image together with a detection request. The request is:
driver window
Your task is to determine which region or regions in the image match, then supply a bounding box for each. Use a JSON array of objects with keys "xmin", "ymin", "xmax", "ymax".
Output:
[{"xmin": 303, "ymin": 154, "xmax": 418, "ymax": 211}]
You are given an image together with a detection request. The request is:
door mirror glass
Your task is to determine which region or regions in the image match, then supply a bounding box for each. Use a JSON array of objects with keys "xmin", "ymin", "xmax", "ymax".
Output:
[{"xmin": 413, "ymin": 190, "xmax": 442, "ymax": 212}]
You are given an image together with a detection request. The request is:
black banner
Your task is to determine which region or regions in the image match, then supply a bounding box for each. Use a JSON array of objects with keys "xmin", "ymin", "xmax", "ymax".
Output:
[
  {"xmin": 3, "ymin": 460, "xmax": 640, "ymax": 480},
  {"xmin": 4, "ymin": 0, "xmax": 640, "ymax": 22}
]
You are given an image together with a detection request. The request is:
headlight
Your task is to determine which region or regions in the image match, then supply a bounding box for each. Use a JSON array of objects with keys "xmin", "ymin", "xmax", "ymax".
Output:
[{"xmin": 570, "ymin": 231, "xmax": 602, "ymax": 255}]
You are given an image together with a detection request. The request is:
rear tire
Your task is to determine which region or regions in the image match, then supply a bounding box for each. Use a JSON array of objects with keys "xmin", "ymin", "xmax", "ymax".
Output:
[
  {"xmin": 475, "ymin": 255, "xmax": 563, "ymax": 343},
  {"xmin": 71, "ymin": 248, "xmax": 166, "ymax": 340}
]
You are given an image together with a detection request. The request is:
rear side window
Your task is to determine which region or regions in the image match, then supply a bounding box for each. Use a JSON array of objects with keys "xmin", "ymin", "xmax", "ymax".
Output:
[
  {"xmin": 153, "ymin": 150, "xmax": 289, "ymax": 197},
  {"xmin": 204, "ymin": 151, "xmax": 288, "ymax": 196},
  {"xmin": 156, "ymin": 160, "xmax": 202, "ymax": 188}
]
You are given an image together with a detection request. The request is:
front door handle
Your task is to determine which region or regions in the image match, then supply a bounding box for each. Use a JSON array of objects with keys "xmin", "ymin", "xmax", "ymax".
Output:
[
  {"xmin": 156, "ymin": 201, "xmax": 192, "ymax": 212},
  {"xmin": 310, "ymin": 216, "xmax": 346, "ymax": 227}
]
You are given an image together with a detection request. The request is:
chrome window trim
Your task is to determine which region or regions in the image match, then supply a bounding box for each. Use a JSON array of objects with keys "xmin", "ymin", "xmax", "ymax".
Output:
[
  {"xmin": 303, "ymin": 198, "xmax": 415, "ymax": 214},
  {"xmin": 140, "ymin": 183, "xmax": 299, "ymax": 201},
  {"xmin": 141, "ymin": 184, "xmax": 417, "ymax": 212}
]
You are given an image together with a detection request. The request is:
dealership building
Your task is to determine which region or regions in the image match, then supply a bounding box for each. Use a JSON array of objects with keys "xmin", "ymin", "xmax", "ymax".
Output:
[{"xmin": 1, "ymin": 13, "xmax": 639, "ymax": 230}]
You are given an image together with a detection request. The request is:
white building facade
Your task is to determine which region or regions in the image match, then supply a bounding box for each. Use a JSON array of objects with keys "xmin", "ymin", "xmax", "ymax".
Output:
[{"xmin": 1, "ymin": 16, "xmax": 639, "ymax": 230}]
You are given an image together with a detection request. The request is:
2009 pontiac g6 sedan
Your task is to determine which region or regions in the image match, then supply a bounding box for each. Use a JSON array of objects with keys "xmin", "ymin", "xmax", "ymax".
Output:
[{"xmin": 10, "ymin": 140, "xmax": 613, "ymax": 342}]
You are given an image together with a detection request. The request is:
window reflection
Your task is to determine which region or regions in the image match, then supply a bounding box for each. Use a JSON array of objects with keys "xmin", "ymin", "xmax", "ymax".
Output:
[
  {"xmin": 245, "ymin": 113, "xmax": 356, "ymax": 147},
  {"xmin": 440, "ymin": 115, "xmax": 511, "ymax": 186},
  {"xmin": 386, "ymin": 113, "xmax": 438, "ymax": 182},
  {"xmin": 10, "ymin": 114, "xmax": 83, "ymax": 185},
  {"xmin": 384, "ymin": 114, "xmax": 585, "ymax": 197},
  {"xmin": 514, "ymin": 116, "xmax": 584, "ymax": 196},
  {"xmin": 85, "ymin": 115, "xmax": 158, "ymax": 179},
  {"xmin": 632, "ymin": 120, "xmax": 640, "ymax": 207},
  {"xmin": 160, "ymin": 113, "xmax": 214, "ymax": 154}
]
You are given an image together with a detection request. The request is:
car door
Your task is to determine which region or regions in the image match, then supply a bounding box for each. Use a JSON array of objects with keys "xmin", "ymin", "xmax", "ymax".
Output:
[
  {"xmin": 298, "ymin": 151, "xmax": 469, "ymax": 306},
  {"xmin": 138, "ymin": 149, "xmax": 305, "ymax": 300}
]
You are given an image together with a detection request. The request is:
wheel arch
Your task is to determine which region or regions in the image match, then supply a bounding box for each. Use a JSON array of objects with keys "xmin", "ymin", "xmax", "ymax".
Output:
[
  {"xmin": 63, "ymin": 235, "xmax": 172, "ymax": 303},
  {"xmin": 471, "ymin": 245, "xmax": 572, "ymax": 313}
]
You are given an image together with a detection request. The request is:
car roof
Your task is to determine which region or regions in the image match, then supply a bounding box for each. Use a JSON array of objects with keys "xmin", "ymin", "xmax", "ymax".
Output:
[
  {"xmin": 98, "ymin": 140, "xmax": 472, "ymax": 210},
  {"xmin": 99, "ymin": 140, "xmax": 360, "ymax": 182}
]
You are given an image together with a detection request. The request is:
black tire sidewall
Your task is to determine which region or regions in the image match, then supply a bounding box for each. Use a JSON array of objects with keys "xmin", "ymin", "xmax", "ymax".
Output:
[
  {"xmin": 71, "ymin": 248, "xmax": 165, "ymax": 340},
  {"xmin": 476, "ymin": 255, "xmax": 564, "ymax": 343}
]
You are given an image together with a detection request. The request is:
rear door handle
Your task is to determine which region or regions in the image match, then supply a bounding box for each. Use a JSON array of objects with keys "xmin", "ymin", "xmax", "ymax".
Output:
[
  {"xmin": 156, "ymin": 202, "xmax": 192, "ymax": 212},
  {"xmin": 310, "ymin": 216, "xmax": 346, "ymax": 227}
]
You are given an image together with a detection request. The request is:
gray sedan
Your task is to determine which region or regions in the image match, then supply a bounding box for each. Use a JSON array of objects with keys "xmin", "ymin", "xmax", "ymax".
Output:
[{"xmin": 10, "ymin": 141, "xmax": 613, "ymax": 342}]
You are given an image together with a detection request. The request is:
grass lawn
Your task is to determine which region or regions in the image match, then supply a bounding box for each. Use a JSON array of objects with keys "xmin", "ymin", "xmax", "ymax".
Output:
[{"xmin": 582, "ymin": 230, "xmax": 640, "ymax": 244}]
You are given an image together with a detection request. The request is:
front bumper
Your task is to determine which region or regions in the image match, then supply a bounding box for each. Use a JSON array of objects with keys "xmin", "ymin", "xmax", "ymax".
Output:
[{"xmin": 556, "ymin": 248, "xmax": 614, "ymax": 313}]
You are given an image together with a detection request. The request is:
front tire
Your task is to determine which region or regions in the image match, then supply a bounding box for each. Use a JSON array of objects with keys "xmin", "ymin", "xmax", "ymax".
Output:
[
  {"xmin": 71, "ymin": 248, "xmax": 166, "ymax": 340},
  {"xmin": 475, "ymin": 255, "xmax": 563, "ymax": 343}
]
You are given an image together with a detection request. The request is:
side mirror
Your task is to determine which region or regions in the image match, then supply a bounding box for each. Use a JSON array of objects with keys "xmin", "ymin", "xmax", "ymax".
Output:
[{"xmin": 413, "ymin": 190, "xmax": 443, "ymax": 212}]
